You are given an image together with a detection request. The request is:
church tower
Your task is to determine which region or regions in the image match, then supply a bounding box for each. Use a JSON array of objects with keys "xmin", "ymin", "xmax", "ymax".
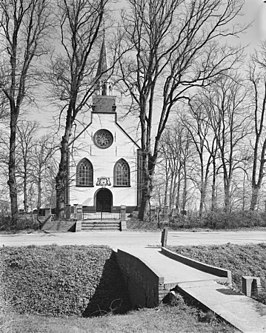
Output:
[{"xmin": 68, "ymin": 39, "xmax": 140, "ymax": 214}]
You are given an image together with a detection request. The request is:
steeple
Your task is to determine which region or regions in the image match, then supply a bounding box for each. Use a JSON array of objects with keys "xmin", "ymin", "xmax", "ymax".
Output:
[
  {"xmin": 92, "ymin": 34, "xmax": 116, "ymax": 113},
  {"xmin": 96, "ymin": 37, "xmax": 108, "ymax": 79},
  {"xmin": 95, "ymin": 35, "xmax": 110, "ymax": 96}
]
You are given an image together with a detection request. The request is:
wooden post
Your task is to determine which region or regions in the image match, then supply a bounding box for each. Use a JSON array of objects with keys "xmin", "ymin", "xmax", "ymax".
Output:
[{"xmin": 161, "ymin": 227, "xmax": 168, "ymax": 247}]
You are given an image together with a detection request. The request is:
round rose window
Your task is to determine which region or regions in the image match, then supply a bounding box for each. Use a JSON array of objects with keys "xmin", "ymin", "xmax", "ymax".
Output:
[{"xmin": 93, "ymin": 129, "xmax": 113, "ymax": 149}]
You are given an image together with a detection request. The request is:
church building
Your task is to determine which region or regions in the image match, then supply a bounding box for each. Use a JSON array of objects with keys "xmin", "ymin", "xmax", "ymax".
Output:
[{"xmin": 67, "ymin": 41, "xmax": 142, "ymax": 214}]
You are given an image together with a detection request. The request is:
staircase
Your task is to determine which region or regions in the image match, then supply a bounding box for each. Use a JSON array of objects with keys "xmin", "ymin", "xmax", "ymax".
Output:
[{"xmin": 81, "ymin": 219, "xmax": 121, "ymax": 231}]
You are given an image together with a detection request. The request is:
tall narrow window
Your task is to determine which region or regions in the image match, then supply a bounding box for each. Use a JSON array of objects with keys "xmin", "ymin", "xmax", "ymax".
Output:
[
  {"xmin": 114, "ymin": 159, "xmax": 130, "ymax": 187},
  {"xmin": 76, "ymin": 158, "xmax": 93, "ymax": 187}
]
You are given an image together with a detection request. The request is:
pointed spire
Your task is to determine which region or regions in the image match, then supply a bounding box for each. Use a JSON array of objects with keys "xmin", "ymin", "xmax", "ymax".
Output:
[
  {"xmin": 92, "ymin": 31, "xmax": 116, "ymax": 113},
  {"xmin": 96, "ymin": 37, "xmax": 108, "ymax": 79},
  {"xmin": 95, "ymin": 26, "xmax": 110, "ymax": 96}
]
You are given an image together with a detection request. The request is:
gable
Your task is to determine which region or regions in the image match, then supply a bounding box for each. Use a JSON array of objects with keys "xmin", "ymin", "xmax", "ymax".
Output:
[{"xmin": 69, "ymin": 112, "xmax": 140, "ymax": 150}]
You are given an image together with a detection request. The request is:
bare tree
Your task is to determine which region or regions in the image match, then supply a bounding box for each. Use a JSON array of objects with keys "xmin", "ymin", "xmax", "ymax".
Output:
[
  {"xmin": 157, "ymin": 122, "xmax": 194, "ymax": 213},
  {"xmin": 47, "ymin": 0, "xmax": 112, "ymax": 218},
  {"xmin": 0, "ymin": 0, "xmax": 52, "ymax": 223},
  {"xmin": 16, "ymin": 120, "xmax": 39, "ymax": 212},
  {"xmin": 118, "ymin": 0, "xmax": 245, "ymax": 220},
  {"xmin": 31, "ymin": 134, "xmax": 56, "ymax": 216},
  {"xmin": 159, "ymin": 124, "xmax": 185, "ymax": 211},
  {"xmin": 183, "ymin": 98, "xmax": 218, "ymax": 217},
  {"xmin": 202, "ymin": 74, "xmax": 250, "ymax": 212},
  {"xmin": 248, "ymin": 47, "xmax": 266, "ymax": 211}
]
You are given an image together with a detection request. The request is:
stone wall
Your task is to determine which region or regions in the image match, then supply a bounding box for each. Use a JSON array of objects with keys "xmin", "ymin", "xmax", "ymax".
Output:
[{"xmin": 116, "ymin": 250, "xmax": 167, "ymax": 308}]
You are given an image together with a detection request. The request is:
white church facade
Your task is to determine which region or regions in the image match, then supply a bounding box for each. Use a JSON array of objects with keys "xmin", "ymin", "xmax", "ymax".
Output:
[{"xmin": 67, "ymin": 43, "xmax": 142, "ymax": 214}]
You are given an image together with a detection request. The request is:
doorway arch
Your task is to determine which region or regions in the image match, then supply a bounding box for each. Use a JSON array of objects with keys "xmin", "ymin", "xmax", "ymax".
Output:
[{"xmin": 95, "ymin": 188, "xmax": 112, "ymax": 212}]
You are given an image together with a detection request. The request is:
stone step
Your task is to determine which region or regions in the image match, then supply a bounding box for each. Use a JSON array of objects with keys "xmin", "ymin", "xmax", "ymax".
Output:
[
  {"xmin": 82, "ymin": 224, "xmax": 121, "ymax": 228},
  {"xmin": 82, "ymin": 227, "xmax": 120, "ymax": 231},
  {"xmin": 82, "ymin": 222, "xmax": 120, "ymax": 225},
  {"xmin": 81, "ymin": 220, "xmax": 121, "ymax": 231},
  {"xmin": 84, "ymin": 218, "xmax": 119, "ymax": 221}
]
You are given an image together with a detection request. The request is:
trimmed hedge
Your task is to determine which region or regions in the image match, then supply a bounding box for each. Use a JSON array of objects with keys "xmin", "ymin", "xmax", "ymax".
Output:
[{"xmin": 1, "ymin": 245, "xmax": 131, "ymax": 317}]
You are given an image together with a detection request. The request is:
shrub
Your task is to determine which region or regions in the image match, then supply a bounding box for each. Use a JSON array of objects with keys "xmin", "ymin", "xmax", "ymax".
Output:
[
  {"xmin": 168, "ymin": 214, "xmax": 205, "ymax": 230},
  {"xmin": 0, "ymin": 255, "xmax": 14, "ymax": 332},
  {"xmin": 202, "ymin": 210, "xmax": 266, "ymax": 229},
  {"xmin": 127, "ymin": 216, "xmax": 160, "ymax": 230},
  {"xmin": 166, "ymin": 210, "xmax": 266, "ymax": 230},
  {"xmin": 0, "ymin": 214, "xmax": 40, "ymax": 232},
  {"xmin": 1, "ymin": 245, "xmax": 131, "ymax": 317}
]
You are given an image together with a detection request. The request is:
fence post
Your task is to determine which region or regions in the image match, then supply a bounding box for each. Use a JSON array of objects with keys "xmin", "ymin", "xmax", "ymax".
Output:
[
  {"xmin": 76, "ymin": 205, "xmax": 83, "ymax": 220},
  {"xmin": 120, "ymin": 205, "xmax": 127, "ymax": 231},
  {"xmin": 161, "ymin": 227, "xmax": 168, "ymax": 247},
  {"xmin": 65, "ymin": 204, "xmax": 71, "ymax": 220},
  {"xmin": 242, "ymin": 276, "xmax": 261, "ymax": 297}
]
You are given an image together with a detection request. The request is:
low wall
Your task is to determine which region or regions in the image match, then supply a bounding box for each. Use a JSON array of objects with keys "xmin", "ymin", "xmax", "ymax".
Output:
[
  {"xmin": 161, "ymin": 247, "xmax": 232, "ymax": 285},
  {"xmin": 116, "ymin": 249, "xmax": 167, "ymax": 308},
  {"xmin": 41, "ymin": 219, "xmax": 76, "ymax": 232}
]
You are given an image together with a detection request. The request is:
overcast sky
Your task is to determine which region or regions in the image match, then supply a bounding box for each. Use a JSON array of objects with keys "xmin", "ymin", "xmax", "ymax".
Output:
[
  {"xmin": 27, "ymin": 0, "xmax": 266, "ymax": 129},
  {"xmin": 241, "ymin": 0, "xmax": 266, "ymax": 44}
]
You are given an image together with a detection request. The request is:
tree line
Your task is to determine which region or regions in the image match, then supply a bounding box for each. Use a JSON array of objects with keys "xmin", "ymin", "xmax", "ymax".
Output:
[
  {"xmin": 156, "ymin": 50, "xmax": 266, "ymax": 216},
  {"xmin": 0, "ymin": 0, "xmax": 260, "ymax": 224}
]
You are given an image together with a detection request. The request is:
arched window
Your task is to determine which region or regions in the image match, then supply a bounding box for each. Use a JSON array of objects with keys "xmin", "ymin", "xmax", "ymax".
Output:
[
  {"xmin": 114, "ymin": 159, "xmax": 130, "ymax": 187},
  {"xmin": 76, "ymin": 158, "xmax": 93, "ymax": 187}
]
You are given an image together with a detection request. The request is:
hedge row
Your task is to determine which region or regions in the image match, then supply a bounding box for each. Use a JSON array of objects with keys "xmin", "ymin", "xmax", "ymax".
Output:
[{"xmin": 1, "ymin": 245, "xmax": 131, "ymax": 317}]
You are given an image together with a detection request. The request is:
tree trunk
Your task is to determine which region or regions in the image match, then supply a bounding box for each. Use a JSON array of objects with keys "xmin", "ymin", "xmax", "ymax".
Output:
[
  {"xmin": 23, "ymin": 172, "xmax": 28, "ymax": 213},
  {"xmin": 55, "ymin": 127, "xmax": 71, "ymax": 219},
  {"xmin": 138, "ymin": 153, "xmax": 155, "ymax": 221},
  {"xmin": 37, "ymin": 174, "xmax": 42, "ymax": 216},
  {"xmin": 242, "ymin": 172, "xmax": 246, "ymax": 211},
  {"xmin": 211, "ymin": 159, "xmax": 217, "ymax": 212},
  {"xmin": 181, "ymin": 161, "xmax": 187, "ymax": 213},
  {"xmin": 250, "ymin": 140, "xmax": 266, "ymax": 211},
  {"xmin": 182, "ymin": 176, "xmax": 187, "ymax": 213},
  {"xmin": 164, "ymin": 166, "xmax": 169, "ymax": 208},
  {"xmin": 138, "ymin": 175, "xmax": 152, "ymax": 221},
  {"xmin": 176, "ymin": 168, "xmax": 182, "ymax": 212},
  {"xmin": 250, "ymin": 185, "xmax": 260, "ymax": 211},
  {"xmin": 199, "ymin": 182, "xmax": 207, "ymax": 218},
  {"xmin": 224, "ymin": 182, "xmax": 231, "ymax": 213},
  {"xmin": 169, "ymin": 171, "xmax": 176, "ymax": 210},
  {"xmin": 8, "ymin": 113, "xmax": 18, "ymax": 224}
]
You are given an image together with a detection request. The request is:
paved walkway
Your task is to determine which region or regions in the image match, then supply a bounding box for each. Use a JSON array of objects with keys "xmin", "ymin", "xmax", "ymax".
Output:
[
  {"xmin": 118, "ymin": 247, "xmax": 225, "ymax": 285},
  {"xmin": 119, "ymin": 247, "xmax": 266, "ymax": 333},
  {"xmin": 1, "ymin": 229, "xmax": 266, "ymax": 249}
]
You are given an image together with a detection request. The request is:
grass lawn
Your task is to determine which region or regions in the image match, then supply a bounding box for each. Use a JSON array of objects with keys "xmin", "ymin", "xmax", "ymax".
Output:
[
  {"xmin": 3, "ymin": 304, "xmax": 235, "ymax": 333},
  {"xmin": 2, "ymin": 243, "xmax": 264, "ymax": 332},
  {"xmin": 169, "ymin": 243, "xmax": 266, "ymax": 304}
]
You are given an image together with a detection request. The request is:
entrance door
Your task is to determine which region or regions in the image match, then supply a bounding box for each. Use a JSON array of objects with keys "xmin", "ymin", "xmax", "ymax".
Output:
[{"xmin": 96, "ymin": 188, "xmax": 112, "ymax": 212}]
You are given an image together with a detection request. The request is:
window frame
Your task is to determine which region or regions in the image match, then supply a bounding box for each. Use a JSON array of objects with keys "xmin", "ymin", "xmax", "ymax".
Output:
[
  {"xmin": 113, "ymin": 158, "xmax": 130, "ymax": 187},
  {"xmin": 76, "ymin": 158, "xmax": 94, "ymax": 187},
  {"xmin": 93, "ymin": 129, "xmax": 113, "ymax": 149}
]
